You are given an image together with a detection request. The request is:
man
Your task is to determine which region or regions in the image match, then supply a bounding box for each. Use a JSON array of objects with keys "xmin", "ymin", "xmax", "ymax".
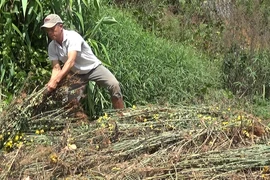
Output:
[{"xmin": 41, "ymin": 14, "xmax": 124, "ymax": 109}]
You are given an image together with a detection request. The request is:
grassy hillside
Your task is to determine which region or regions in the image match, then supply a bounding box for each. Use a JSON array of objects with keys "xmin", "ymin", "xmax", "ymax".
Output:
[{"xmin": 97, "ymin": 7, "xmax": 221, "ymax": 106}]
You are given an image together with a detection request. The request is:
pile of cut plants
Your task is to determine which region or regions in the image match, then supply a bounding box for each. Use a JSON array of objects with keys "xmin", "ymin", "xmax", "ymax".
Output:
[{"xmin": 1, "ymin": 85, "xmax": 270, "ymax": 180}]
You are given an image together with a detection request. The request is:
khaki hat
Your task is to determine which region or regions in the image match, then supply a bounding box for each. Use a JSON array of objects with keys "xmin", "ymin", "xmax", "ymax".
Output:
[{"xmin": 41, "ymin": 14, "xmax": 63, "ymax": 28}]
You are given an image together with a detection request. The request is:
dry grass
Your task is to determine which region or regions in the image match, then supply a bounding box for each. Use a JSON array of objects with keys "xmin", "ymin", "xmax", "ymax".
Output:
[{"xmin": 1, "ymin": 95, "xmax": 270, "ymax": 180}]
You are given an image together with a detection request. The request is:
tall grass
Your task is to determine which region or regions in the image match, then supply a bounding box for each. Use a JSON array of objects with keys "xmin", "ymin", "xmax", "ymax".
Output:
[{"xmin": 97, "ymin": 7, "xmax": 220, "ymax": 105}]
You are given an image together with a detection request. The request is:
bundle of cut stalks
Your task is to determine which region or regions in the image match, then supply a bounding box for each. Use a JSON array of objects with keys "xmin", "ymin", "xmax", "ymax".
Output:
[
  {"xmin": 1, "ymin": 100, "xmax": 270, "ymax": 180},
  {"xmin": 0, "ymin": 75, "xmax": 87, "ymax": 151}
]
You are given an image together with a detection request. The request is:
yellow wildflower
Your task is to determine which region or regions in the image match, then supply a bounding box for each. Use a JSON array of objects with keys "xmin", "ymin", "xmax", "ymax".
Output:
[
  {"xmin": 237, "ymin": 115, "xmax": 242, "ymax": 121},
  {"xmin": 49, "ymin": 153, "xmax": 58, "ymax": 163},
  {"xmin": 112, "ymin": 167, "xmax": 121, "ymax": 171},
  {"xmin": 222, "ymin": 121, "xmax": 228, "ymax": 126},
  {"xmin": 242, "ymin": 130, "xmax": 250, "ymax": 137},
  {"xmin": 108, "ymin": 123, "xmax": 114, "ymax": 131},
  {"xmin": 14, "ymin": 135, "xmax": 19, "ymax": 141},
  {"xmin": 101, "ymin": 123, "xmax": 106, "ymax": 128}
]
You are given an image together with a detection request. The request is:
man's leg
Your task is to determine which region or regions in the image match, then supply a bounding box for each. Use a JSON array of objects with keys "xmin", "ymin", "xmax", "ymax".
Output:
[{"xmin": 79, "ymin": 65, "xmax": 124, "ymax": 109}]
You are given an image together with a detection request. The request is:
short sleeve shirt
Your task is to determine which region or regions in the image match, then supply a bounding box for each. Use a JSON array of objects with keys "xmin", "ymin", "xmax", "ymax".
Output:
[{"xmin": 48, "ymin": 29, "xmax": 101, "ymax": 74}]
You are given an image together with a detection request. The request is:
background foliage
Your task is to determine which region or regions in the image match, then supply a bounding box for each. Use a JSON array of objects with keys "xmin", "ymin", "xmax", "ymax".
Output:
[
  {"xmin": 111, "ymin": 0, "xmax": 270, "ymax": 114},
  {"xmin": 1, "ymin": 0, "xmax": 270, "ymax": 117}
]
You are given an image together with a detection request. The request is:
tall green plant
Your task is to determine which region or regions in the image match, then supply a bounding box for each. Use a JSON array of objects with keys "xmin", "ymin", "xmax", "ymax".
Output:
[{"xmin": 0, "ymin": 0, "xmax": 118, "ymax": 116}]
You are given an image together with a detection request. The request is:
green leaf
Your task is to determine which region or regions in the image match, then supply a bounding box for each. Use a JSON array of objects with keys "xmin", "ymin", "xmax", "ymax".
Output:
[
  {"xmin": 0, "ymin": 68, "xmax": 5, "ymax": 84},
  {"xmin": 93, "ymin": 0, "xmax": 100, "ymax": 14},
  {"xmin": 77, "ymin": 0, "xmax": 82, "ymax": 14},
  {"xmin": 90, "ymin": 40, "xmax": 99, "ymax": 55},
  {"xmin": 100, "ymin": 43, "xmax": 111, "ymax": 65},
  {"xmin": 69, "ymin": 0, "xmax": 73, "ymax": 11},
  {"xmin": 0, "ymin": 0, "xmax": 5, "ymax": 9},
  {"xmin": 89, "ymin": 17, "xmax": 118, "ymax": 38},
  {"xmin": 101, "ymin": 17, "xmax": 118, "ymax": 25},
  {"xmin": 34, "ymin": 0, "xmax": 43, "ymax": 15},
  {"xmin": 82, "ymin": 0, "xmax": 90, "ymax": 10},
  {"xmin": 74, "ymin": 11, "xmax": 84, "ymax": 33},
  {"xmin": 22, "ymin": 0, "xmax": 28, "ymax": 18},
  {"xmin": 12, "ymin": 23, "xmax": 23, "ymax": 37}
]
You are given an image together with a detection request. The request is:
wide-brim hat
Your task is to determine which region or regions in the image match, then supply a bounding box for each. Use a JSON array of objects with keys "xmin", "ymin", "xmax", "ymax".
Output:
[{"xmin": 41, "ymin": 14, "xmax": 63, "ymax": 28}]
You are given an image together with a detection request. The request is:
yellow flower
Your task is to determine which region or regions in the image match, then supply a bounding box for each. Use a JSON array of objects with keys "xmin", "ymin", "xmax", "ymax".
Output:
[
  {"xmin": 49, "ymin": 153, "xmax": 58, "ymax": 163},
  {"xmin": 97, "ymin": 117, "xmax": 102, "ymax": 123},
  {"xmin": 35, "ymin": 130, "xmax": 40, "ymax": 134},
  {"xmin": 40, "ymin": 129, "xmax": 44, "ymax": 134},
  {"xmin": 242, "ymin": 130, "xmax": 250, "ymax": 137},
  {"xmin": 237, "ymin": 115, "xmax": 242, "ymax": 121},
  {"xmin": 14, "ymin": 135, "xmax": 19, "ymax": 141},
  {"xmin": 153, "ymin": 114, "xmax": 159, "ymax": 120},
  {"xmin": 108, "ymin": 123, "xmax": 114, "ymax": 131},
  {"xmin": 222, "ymin": 121, "xmax": 228, "ymax": 126},
  {"xmin": 5, "ymin": 140, "xmax": 13, "ymax": 148},
  {"xmin": 112, "ymin": 167, "xmax": 121, "ymax": 171},
  {"xmin": 132, "ymin": 105, "xmax": 137, "ymax": 109},
  {"xmin": 101, "ymin": 123, "xmax": 106, "ymax": 128}
]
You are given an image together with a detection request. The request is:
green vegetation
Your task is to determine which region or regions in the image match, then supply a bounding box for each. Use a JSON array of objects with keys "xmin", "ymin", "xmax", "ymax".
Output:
[
  {"xmin": 99, "ymin": 7, "xmax": 218, "ymax": 105},
  {"xmin": 1, "ymin": 0, "xmax": 270, "ymax": 116},
  {"xmin": 0, "ymin": 0, "xmax": 221, "ymax": 116}
]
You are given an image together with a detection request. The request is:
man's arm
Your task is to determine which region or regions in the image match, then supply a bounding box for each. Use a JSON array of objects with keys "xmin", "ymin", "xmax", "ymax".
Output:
[
  {"xmin": 47, "ymin": 50, "xmax": 77, "ymax": 92},
  {"xmin": 50, "ymin": 60, "xmax": 61, "ymax": 80}
]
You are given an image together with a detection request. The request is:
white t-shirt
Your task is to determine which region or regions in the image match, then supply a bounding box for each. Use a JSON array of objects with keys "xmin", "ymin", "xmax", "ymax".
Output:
[{"xmin": 48, "ymin": 29, "xmax": 102, "ymax": 74}]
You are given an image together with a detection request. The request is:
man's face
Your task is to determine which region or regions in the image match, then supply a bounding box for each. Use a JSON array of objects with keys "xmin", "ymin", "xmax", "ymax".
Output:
[{"xmin": 45, "ymin": 23, "xmax": 63, "ymax": 41}]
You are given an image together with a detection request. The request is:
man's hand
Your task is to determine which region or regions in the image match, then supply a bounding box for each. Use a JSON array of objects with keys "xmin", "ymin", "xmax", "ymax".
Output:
[
  {"xmin": 46, "ymin": 51, "xmax": 77, "ymax": 92},
  {"xmin": 47, "ymin": 78, "xmax": 59, "ymax": 92}
]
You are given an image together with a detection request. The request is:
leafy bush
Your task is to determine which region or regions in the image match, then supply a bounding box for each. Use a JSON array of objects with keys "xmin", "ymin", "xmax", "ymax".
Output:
[{"xmin": 221, "ymin": 1, "xmax": 270, "ymax": 99}]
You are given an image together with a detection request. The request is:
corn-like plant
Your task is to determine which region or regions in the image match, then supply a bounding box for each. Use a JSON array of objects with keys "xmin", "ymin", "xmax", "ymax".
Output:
[{"xmin": 0, "ymin": 0, "xmax": 118, "ymax": 116}]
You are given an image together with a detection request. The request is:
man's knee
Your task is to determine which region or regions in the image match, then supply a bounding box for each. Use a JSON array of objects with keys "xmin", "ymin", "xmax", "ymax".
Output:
[{"xmin": 107, "ymin": 78, "xmax": 122, "ymax": 98}]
